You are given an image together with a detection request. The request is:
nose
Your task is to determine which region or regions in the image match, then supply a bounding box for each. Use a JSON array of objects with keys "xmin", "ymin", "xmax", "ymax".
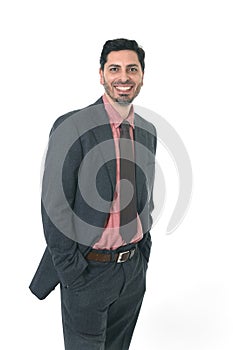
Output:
[{"xmin": 119, "ymin": 69, "xmax": 129, "ymax": 83}]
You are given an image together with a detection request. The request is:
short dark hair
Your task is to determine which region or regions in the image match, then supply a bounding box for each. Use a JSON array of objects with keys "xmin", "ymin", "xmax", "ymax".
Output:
[{"xmin": 100, "ymin": 38, "xmax": 145, "ymax": 72}]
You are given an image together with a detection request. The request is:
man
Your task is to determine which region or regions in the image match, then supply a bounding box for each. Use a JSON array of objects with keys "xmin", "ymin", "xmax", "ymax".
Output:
[{"xmin": 30, "ymin": 38, "xmax": 157, "ymax": 350}]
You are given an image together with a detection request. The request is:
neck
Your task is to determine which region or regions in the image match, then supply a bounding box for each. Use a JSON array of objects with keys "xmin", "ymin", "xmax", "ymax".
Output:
[{"xmin": 104, "ymin": 93, "xmax": 132, "ymax": 119}]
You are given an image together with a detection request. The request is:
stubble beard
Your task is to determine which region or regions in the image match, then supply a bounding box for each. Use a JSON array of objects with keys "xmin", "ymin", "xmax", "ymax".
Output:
[{"xmin": 103, "ymin": 79, "xmax": 142, "ymax": 106}]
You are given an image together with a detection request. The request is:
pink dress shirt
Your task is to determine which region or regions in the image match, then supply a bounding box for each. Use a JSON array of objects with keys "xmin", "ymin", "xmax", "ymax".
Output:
[{"xmin": 93, "ymin": 95, "xmax": 143, "ymax": 250}]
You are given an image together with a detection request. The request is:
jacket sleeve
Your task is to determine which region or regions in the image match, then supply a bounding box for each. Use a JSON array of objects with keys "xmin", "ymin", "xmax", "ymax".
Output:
[{"xmin": 41, "ymin": 114, "xmax": 88, "ymax": 287}]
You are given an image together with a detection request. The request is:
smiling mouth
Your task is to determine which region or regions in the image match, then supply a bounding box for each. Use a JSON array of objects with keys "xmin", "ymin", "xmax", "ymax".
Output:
[{"xmin": 114, "ymin": 86, "xmax": 133, "ymax": 92}]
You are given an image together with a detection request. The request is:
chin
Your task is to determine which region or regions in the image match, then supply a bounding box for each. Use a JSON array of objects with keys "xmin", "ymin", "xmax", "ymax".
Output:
[
  {"xmin": 114, "ymin": 94, "xmax": 134, "ymax": 105},
  {"xmin": 115, "ymin": 99, "xmax": 133, "ymax": 106}
]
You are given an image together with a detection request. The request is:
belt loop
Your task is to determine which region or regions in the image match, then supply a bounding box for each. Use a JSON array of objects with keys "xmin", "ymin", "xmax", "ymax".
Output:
[{"xmin": 110, "ymin": 250, "xmax": 115, "ymax": 262}]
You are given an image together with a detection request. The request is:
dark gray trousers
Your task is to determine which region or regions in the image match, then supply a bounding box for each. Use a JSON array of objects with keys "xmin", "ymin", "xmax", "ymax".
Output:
[{"xmin": 60, "ymin": 245, "xmax": 148, "ymax": 350}]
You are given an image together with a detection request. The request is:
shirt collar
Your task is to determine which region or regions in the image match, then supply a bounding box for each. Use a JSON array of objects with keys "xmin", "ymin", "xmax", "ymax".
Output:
[{"xmin": 102, "ymin": 94, "xmax": 135, "ymax": 129}]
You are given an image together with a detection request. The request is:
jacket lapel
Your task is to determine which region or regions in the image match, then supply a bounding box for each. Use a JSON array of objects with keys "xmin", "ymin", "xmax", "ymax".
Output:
[
  {"xmin": 134, "ymin": 113, "xmax": 152, "ymax": 210},
  {"xmin": 88, "ymin": 98, "xmax": 116, "ymax": 193}
]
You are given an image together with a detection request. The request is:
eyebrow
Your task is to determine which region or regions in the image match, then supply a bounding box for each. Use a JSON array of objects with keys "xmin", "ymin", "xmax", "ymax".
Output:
[{"xmin": 108, "ymin": 64, "xmax": 139, "ymax": 68}]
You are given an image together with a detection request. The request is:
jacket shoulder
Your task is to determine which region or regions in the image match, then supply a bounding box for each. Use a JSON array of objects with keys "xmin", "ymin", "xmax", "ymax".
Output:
[
  {"xmin": 50, "ymin": 97, "xmax": 103, "ymax": 136},
  {"xmin": 50, "ymin": 109, "xmax": 80, "ymax": 135}
]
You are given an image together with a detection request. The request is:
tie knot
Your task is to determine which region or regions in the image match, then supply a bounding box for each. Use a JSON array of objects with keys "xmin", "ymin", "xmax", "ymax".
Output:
[
  {"xmin": 121, "ymin": 120, "xmax": 130, "ymax": 127},
  {"xmin": 120, "ymin": 121, "xmax": 130, "ymax": 137}
]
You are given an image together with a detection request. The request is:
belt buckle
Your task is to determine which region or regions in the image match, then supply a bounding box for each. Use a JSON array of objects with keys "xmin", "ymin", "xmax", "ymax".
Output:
[{"xmin": 117, "ymin": 250, "xmax": 130, "ymax": 263}]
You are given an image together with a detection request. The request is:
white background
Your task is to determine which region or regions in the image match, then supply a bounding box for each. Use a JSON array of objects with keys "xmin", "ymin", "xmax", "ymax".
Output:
[{"xmin": 1, "ymin": 1, "xmax": 233, "ymax": 349}]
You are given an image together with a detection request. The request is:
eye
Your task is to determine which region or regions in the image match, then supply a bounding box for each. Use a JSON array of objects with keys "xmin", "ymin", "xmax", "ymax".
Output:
[
  {"xmin": 109, "ymin": 67, "xmax": 119, "ymax": 72},
  {"xmin": 128, "ymin": 67, "xmax": 138, "ymax": 73}
]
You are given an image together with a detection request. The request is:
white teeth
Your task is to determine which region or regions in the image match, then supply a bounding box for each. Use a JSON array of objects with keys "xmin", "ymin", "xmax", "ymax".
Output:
[{"xmin": 115, "ymin": 86, "xmax": 132, "ymax": 91}]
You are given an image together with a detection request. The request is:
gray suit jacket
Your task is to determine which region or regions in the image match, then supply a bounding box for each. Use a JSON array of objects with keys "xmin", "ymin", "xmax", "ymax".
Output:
[{"xmin": 29, "ymin": 97, "xmax": 157, "ymax": 299}]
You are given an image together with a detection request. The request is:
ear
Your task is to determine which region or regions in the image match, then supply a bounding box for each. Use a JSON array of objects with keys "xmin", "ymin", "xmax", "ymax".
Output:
[{"xmin": 99, "ymin": 68, "xmax": 104, "ymax": 85}]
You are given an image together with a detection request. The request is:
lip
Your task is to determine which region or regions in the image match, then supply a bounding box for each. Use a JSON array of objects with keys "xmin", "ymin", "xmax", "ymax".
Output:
[
  {"xmin": 114, "ymin": 85, "xmax": 134, "ymax": 92},
  {"xmin": 115, "ymin": 87, "xmax": 132, "ymax": 91}
]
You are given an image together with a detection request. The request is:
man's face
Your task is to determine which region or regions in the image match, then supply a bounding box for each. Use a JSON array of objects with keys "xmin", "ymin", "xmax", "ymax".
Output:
[{"xmin": 99, "ymin": 50, "xmax": 144, "ymax": 105}]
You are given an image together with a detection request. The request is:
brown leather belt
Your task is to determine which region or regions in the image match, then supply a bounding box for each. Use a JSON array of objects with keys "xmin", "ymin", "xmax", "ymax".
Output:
[{"xmin": 86, "ymin": 247, "xmax": 136, "ymax": 263}]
